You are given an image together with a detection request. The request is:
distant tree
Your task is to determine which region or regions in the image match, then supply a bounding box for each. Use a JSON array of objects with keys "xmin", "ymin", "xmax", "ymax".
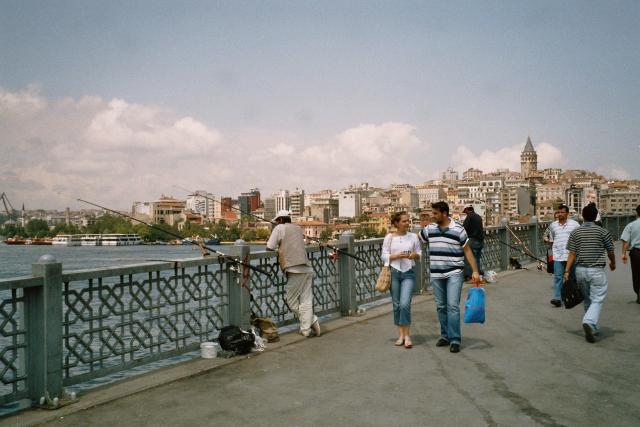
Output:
[
  {"xmin": 241, "ymin": 229, "xmax": 257, "ymax": 242},
  {"xmin": 256, "ymin": 228, "xmax": 271, "ymax": 241},
  {"xmin": 25, "ymin": 219, "xmax": 51, "ymax": 237},
  {"xmin": 319, "ymin": 229, "xmax": 332, "ymax": 242},
  {"xmin": 227, "ymin": 225, "xmax": 241, "ymax": 241}
]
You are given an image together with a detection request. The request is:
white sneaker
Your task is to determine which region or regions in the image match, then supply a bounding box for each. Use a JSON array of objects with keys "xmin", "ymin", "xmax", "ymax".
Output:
[{"xmin": 311, "ymin": 321, "xmax": 321, "ymax": 337}]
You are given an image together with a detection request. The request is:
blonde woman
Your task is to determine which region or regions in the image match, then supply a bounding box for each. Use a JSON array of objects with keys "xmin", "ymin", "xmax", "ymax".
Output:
[{"xmin": 381, "ymin": 212, "xmax": 422, "ymax": 348}]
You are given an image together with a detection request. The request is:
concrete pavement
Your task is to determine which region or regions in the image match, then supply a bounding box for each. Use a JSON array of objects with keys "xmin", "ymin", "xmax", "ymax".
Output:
[{"xmin": 4, "ymin": 254, "xmax": 640, "ymax": 427}]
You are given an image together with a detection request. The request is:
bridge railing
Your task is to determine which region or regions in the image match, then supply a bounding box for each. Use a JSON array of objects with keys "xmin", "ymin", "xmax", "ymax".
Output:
[{"xmin": 0, "ymin": 215, "xmax": 634, "ymax": 408}]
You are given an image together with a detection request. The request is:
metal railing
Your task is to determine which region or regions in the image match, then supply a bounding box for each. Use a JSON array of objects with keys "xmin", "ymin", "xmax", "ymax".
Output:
[{"xmin": 0, "ymin": 215, "xmax": 634, "ymax": 408}]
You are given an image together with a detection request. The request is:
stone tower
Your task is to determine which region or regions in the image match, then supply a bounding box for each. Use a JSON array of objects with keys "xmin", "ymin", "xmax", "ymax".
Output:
[{"xmin": 520, "ymin": 136, "xmax": 538, "ymax": 179}]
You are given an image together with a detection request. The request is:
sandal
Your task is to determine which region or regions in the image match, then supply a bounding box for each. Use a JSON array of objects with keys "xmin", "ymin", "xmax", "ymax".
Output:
[
  {"xmin": 394, "ymin": 338, "xmax": 405, "ymax": 346},
  {"xmin": 404, "ymin": 338, "xmax": 413, "ymax": 349}
]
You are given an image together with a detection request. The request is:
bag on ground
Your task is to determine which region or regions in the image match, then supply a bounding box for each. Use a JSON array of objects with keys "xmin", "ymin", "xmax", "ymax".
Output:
[
  {"xmin": 375, "ymin": 265, "xmax": 391, "ymax": 293},
  {"xmin": 251, "ymin": 315, "xmax": 280, "ymax": 343},
  {"xmin": 464, "ymin": 287, "xmax": 485, "ymax": 324},
  {"xmin": 218, "ymin": 325, "xmax": 255, "ymax": 355},
  {"xmin": 561, "ymin": 275, "xmax": 583, "ymax": 309}
]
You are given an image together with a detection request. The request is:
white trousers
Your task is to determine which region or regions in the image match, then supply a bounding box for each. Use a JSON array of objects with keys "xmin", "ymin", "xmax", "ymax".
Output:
[{"xmin": 286, "ymin": 272, "xmax": 317, "ymax": 335}]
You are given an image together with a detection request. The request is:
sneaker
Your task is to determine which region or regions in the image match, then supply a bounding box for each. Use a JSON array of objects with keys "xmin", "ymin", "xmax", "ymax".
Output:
[
  {"xmin": 311, "ymin": 320, "xmax": 321, "ymax": 337},
  {"xmin": 436, "ymin": 338, "xmax": 450, "ymax": 347},
  {"xmin": 550, "ymin": 299, "xmax": 562, "ymax": 307},
  {"xmin": 582, "ymin": 323, "xmax": 595, "ymax": 343},
  {"xmin": 450, "ymin": 343, "xmax": 460, "ymax": 353}
]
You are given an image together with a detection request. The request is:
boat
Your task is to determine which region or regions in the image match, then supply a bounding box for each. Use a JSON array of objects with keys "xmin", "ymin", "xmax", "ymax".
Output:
[
  {"xmin": 204, "ymin": 235, "xmax": 221, "ymax": 245},
  {"xmin": 3, "ymin": 237, "xmax": 27, "ymax": 245},
  {"xmin": 101, "ymin": 234, "xmax": 143, "ymax": 246},
  {"xmin": 52, "ymin": 235, "xmax": 83, "ymax": 246},
  {"xmin": 28, "ymin": 238, "xmax": 53, "ymax": 245},
  {"xmin": 81, "ymin": 234, "xmax": 102, "ymax": 246}
]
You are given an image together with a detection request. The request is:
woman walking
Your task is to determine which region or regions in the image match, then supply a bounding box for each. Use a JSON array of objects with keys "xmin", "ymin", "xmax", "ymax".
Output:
[{"xmin": 381, "ymin": 212, "xmax": 422, "ymax": 348}]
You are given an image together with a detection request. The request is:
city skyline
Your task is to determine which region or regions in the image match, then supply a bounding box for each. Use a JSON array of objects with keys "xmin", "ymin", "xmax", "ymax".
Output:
[{"xmin": 1, "ymin": 1, "xmax": 638, "ymax": 210}]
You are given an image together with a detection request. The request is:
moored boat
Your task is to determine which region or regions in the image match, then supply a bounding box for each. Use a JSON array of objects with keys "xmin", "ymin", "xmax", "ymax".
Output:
[{"xmin": 3, "ymin": 237, "xmax": 27, "ymax": 245}]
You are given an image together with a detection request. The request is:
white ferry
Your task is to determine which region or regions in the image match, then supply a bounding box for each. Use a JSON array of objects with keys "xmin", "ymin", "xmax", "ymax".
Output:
[
  {"xmin": 81, "ymin": 234, "xmax": 102, "ymax": 246},
  {"xmin": 101, "ymin": 234, "xmax": 143, "ymax": 246},
  {"xmin": 52, "ymin": 235, "xmax": 83, "ymax": 246}
]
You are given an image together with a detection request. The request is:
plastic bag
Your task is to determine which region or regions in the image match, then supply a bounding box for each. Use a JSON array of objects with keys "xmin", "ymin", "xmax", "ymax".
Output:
[
  {"xmin": 484, "ymin": 270, "xmax": 497, "ymax": 283},
  {"xmin": 464, "ymin": 287, "xmax": 485, "ymax": 324}
]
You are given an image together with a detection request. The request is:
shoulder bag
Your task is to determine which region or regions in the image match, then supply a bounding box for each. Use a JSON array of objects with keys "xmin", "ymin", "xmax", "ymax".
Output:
[{"xmin": 375, "ymin": 234, "xmax": 394, "ymax": 293}]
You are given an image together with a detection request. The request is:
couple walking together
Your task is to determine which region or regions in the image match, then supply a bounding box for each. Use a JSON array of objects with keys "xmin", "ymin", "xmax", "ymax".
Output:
[{"xmin": 382, "ymin": 202, "xmax": 480, "ymax": 353}]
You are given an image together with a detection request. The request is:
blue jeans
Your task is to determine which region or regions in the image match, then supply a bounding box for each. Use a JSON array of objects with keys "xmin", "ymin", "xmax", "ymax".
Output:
[
  {"xmin": 553, "ymin": 261, "xmax": 576, "ymax": 301},
  {"xmin": 432, "ymin": 271, "xmax": 464, "ymax": 344},
  {"xmin": 390, "ymin": 268, "xmax": 415, "ymax": 326},
  {"xmin": 575, "ymin": 266, "xmax": 608, "ymax": 331}
]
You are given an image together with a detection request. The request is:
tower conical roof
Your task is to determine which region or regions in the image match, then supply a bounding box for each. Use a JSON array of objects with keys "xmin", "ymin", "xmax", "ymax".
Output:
[{"xmin": 523, "ymin": 136, "xmax": 535, "ymax": 153}]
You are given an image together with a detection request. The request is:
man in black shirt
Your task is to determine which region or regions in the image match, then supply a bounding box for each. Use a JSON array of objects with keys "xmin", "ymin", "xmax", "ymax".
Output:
[{"xmin": 463, "ymin": 206, "xmax": 484, "ymax": 280}]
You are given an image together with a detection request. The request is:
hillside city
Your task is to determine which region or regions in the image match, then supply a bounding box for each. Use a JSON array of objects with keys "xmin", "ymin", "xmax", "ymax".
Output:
[{"xmin": 2, "ymin": 138, "xmax": 639, "ymax": 241}]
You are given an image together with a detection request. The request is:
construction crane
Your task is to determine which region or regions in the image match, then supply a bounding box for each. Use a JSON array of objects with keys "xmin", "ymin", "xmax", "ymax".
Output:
[{"xmin": 1, "ymin": 192, "xmax": 18, "ymax": 220}]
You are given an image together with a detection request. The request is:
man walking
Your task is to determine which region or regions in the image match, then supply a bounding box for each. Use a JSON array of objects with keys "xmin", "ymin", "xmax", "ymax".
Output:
[
  {"xmin": 565, "ymin": 203, "xmax": 615, "ymax": 343},
  {"xmin": 462, "ymin": 206, "xmax": 484, "ymax": 281},
  {"xmin": 267, "ymin": 210, "xmax": 321, "ymax": 337},
  {"xmin": 419, "ymin": 202, "xmax": 480, "ymax": 353},
  {"xmin": 621, "ymin": 205, "xmax": 640, "ymax": 304},
  {"xmin": 543, "ymin": 204, "xmax": 580, "ymax": 307}
]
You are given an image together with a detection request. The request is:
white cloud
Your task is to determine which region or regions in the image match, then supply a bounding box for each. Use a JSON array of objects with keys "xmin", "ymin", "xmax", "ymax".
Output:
[
  {"xmin": 596, "ymin": 165, "xmax": 631, "ymax": 180},
  {"xmin": 451, "ymin": 140, "xmax": 566, "ymax": 173}
]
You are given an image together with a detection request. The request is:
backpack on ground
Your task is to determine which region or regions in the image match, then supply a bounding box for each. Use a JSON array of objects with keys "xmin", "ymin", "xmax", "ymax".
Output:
[{"xmin": 218, "ymin": 325, "xmax": 255, "ymax": 355}]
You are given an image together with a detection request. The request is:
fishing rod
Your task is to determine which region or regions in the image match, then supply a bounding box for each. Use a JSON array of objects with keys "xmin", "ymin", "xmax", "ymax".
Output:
[
  {"xmin": 175, "ymin": 186, "xmax": 368, "ymax": 263},
  {"xmin": 503, "ymin": 223, "xmax": 547, "ymax": 265},
  {"xmin": 495, "ymin": 238, "xmax": 547, "ymax": 265},
  {"xmin": 76, "ymin": 198, "xmax": 273, "ymax": 277}
]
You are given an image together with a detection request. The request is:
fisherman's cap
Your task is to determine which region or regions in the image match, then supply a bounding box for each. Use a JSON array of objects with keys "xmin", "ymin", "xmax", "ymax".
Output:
[{"xmin": 273, "ymin": 210, "xmax": 292, "ymax": 221}]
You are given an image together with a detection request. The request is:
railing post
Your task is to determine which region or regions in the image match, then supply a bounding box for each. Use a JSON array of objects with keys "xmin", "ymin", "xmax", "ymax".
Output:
[
  {"xmin": 338, "ymin": 232, "xmax": 358, "ymax": 316},
  {"xmin": 227, "ymin": 240, "xmax": 251, "ymax": 329},
  {"xmin": 27, "ymin": 255, "xmax": 63, "ymax": 406},
  {"xmin": 500, "ymin": 219, "xmax": 510, "ymax": 271},
  {"xmin": 411, "ymin": 226, "xmax": 426, "ymax": 294}
]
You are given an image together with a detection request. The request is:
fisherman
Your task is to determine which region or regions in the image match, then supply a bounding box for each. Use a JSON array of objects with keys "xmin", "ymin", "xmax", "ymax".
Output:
[{"xmin": 266, "ymin": 210, "xmax": 321, "ymax": 337}]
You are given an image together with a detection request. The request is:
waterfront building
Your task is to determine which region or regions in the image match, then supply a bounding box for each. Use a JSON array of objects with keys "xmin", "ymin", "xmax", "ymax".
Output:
[
  {"xmin": 263, "ymin": 197, "xmax": 276, "ymax": 221},
  {"xmin": 274, "ymin": 190, "xmax": 290, "ymax": 213},
  {"xmin": 151, "ymin": 196, "xmax": 186, "ymax": 226},
  {"xmin": 441, "ymin": 166, "xmax": 459, "ymax": 184},
  {"xmin": 238, "ymin": 189, "xmax": 261, "ymax": 214},
  {"xmin": 462, "ymin": 168, "xmax": 483, "ymax": 180},
  {"xmin": 338, "ymin": 191, "xmax": 362, "ymax": 218},
  {"xmin": 186, "ymin": 191, "xmax": 221, "ymax": 221},
  {"xmin": 599, "ymin": 187, "xmax": 640, "ymax": 215},
  {"xmin": 416, "ymin": 184, "xmax": 447, "ymax": 209},
  {"xmin": 295, "ymin": 220, "xmax": 328, "ymax": 239},
  {"xmin": 290, "ymin": 189, "xmax": 305, "ymax": 218}
]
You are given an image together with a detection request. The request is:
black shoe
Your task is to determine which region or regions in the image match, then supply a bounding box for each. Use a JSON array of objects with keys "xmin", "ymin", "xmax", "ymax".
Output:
[
  {"xmin": 450, "ymin": 343, "xmax": 460, "ymax": 353},
  {"xmin": 550, "ymin": 299, "xmax": 562, "ymax": 307},
  {"xmin": 436, "ymin": 338, "xmax": 450, "ymax": 347},
  {"xmin": 636, "ymin": 294, "xmax": 640, "ymax": 304},
  {"xmin": 582, "ymin": 323, "xmax": 595, "ymax": 343}
]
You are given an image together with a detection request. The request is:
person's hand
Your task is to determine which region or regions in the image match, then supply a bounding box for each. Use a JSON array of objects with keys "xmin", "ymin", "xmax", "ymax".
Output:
[
  {"xmin": 610, "ymin": 261, "xmax": 616, "ymax": 271},
  {"xmin": 472, "ymin": 271, "xmax": 480, "ymax": 285},
  {"xmin": 563, "ymin": 272, "xmax": 569, "ymax": 283},
  {"xmin": 622, "ymin": 253, "xmax": 628, "ymax": 265}
]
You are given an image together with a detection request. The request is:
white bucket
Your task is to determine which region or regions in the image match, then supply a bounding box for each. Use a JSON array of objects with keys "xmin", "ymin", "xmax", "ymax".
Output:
[{"xmin": 200, "ymin": 342, "xmax": 217, "ymax": 359}]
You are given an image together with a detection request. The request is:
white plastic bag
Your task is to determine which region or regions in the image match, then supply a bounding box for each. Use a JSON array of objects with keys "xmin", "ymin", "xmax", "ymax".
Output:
[
  {"xmin": 251, "ymin": 326, "xmax": 266, "ymax": 352},
  {"xmin": 484, "ymin": 270, "xmax": 497, "ymax": 283}
]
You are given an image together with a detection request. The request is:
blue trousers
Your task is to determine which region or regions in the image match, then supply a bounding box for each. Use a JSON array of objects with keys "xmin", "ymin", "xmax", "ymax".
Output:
[
  {"xmin": 390, "ymin": 268, "xmax": 415, "ymax": 326},
  {"xmin": 432, "ymin": 272, "xmax": 464, "ymax": 344}
]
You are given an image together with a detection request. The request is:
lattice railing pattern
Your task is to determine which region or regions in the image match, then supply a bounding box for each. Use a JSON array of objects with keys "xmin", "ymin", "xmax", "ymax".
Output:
[
  {"xmin": 354, "ymin": 239, "xmax": 386, "ymax": 304},
  {"xmin": 0, "ymin": 289, "xmax": 27, "ymax": 403},
  {"xmin": 62, "ymin": 264, "xmax": 227, "ymax": 384},
  {"xmin": 308, "ymin": 247, "xmax": 340, "ymax": 315},
  {"xmin": 481, "ymin": 228, "xmax": 504, "ymax": 272},
  {"xmin": 507, "ymin": 224, "xmax": 537, "ymax": 265}
]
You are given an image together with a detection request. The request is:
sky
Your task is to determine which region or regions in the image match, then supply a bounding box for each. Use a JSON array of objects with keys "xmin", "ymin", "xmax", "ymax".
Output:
[{"xmin": 1, "ymin": 1, "xmax": 638, "ymax": 210}]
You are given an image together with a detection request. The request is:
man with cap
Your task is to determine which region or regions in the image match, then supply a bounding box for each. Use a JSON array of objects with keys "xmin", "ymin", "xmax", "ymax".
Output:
[{"xmin": 267, "ymin": 210, "xmax": 321, "ymax": 337}]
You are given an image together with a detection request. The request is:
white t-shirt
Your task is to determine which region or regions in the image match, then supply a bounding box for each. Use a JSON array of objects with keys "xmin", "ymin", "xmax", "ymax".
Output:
[{"xmin": 381, "ymin": 232, "xmax": 422, "ymax": 272}]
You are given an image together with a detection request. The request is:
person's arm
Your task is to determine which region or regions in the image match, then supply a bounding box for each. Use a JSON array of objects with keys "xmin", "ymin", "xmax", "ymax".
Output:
[
  {"xmin": 563, "ymin": 251, "xmax": 576, "ymax": 283},
  {"xmin": 608, "ymin": 250, "xmax": 616, "ymax": 271},
  {"xmin": 381, "ymin": 234, "xmax": 392, "ymax": 265},
  {"xmin": 266, "ymin": 226, "xmax": 280, "ymax": 251},
  {"xmin": 621, "ymin": 240, "xmax": 629, "ymax": 264},
  {"xmin": 409, "ymin": 233, "xmax": 422, "ymax": 260},
  {"xmin": 603, "ymin": 230, "xmax": 615, "ymax": 271}
]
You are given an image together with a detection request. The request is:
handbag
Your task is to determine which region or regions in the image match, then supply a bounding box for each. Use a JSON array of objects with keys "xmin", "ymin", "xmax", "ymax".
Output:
[
  {"xmin": 546, "ymin": 249, "xmax": 554, "ymax": 274},
  {"xmin": 464, "ymin": 285, "xmax": 485, "ymax": 324},
  {"xmin": 375, "ymin": 234, "xmax": 394, "ymax": 293},
  {"xmin": 561, "ymin": 274, "xmax": 583, "ymax": 309}
]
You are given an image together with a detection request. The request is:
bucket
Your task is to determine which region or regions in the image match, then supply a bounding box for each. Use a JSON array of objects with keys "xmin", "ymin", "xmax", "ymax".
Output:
[{"xmin": 200, "ymin": 342, "xmax": 217, "ymax": 359}]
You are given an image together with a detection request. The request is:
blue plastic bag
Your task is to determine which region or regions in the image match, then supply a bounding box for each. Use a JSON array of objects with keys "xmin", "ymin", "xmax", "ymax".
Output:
[{"xmin": 464, "ymin": 287, "xmax": 485, "ymax": 324}]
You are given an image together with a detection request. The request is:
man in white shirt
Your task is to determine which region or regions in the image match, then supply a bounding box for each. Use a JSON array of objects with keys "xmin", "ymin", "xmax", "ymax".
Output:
[
  {"xmin": 544, "ymin": 204, "xmax": 580, "ymax": 307},
  {"xmin": 267, "ymin": 210, "xmax": 321, "ymax": 337}
]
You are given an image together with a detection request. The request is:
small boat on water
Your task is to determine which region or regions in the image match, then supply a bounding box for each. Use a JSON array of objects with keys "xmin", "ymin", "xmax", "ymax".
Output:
[
  {"xmin": 28, "ymin": 238, "xmax": 53, "ymax": 245},
  {"xmin": 52, "ymin": 234, "xmax": 142, "ymax": 246},
  {"xmin": 52, "ymin": 235, "xmax": 83, "ymax": 246},
  {"xmin": 3, "ymin": 237, "xmax": 27, "ymax": 245},
  {"xmin": 204, "ymin": 235, "xmax": 221, "ymax": 245}
]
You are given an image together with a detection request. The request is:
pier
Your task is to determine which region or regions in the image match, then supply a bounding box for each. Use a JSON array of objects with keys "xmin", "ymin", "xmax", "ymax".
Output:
[{"xmin": 1, "ymin": 216, "xmax": 638, "ymax": 426}]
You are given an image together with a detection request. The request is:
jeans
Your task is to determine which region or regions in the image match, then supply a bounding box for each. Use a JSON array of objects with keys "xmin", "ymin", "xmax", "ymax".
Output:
[
  {"xmin": 575, "ymin": 266, "xmax": 608, "ymax": 330},
  {"xmin": 432, "ymin": 271, "xmax": 464, "ymax": 344},
  {"xmin": 390, "ymin": 268, "xmax": 415, "ymax": 326},
  {"xmin": 630, "ymin": 248, "xmax": 640, "ymax": 296},
  {"xmin": 553, "ymin": 261, "xmax": 576, "ymax": 301},
  {"xmin": 464, "ymin": 239, "xmax": 483, "ymax": 277}
]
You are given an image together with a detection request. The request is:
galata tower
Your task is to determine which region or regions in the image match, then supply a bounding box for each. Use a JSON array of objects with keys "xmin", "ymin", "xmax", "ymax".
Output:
[{"xmin": 520, "ymin": 136, "xmax": 538, "ymax": 179}]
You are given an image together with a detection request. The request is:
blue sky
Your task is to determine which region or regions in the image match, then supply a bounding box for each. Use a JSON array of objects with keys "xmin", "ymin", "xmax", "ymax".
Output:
[{"xmin": 1, "ymin": 1, "xmax": 638, "ymax": 209}]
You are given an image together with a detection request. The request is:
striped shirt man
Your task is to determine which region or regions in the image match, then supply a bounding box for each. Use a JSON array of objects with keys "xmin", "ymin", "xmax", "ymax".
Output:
[
  {"xmin": 419, "ymin": 220, "xmax": 469, "ymax": 278},
  {"xmin": 566, "ymin": 222, "xmax": 614, "ymax": 268}
]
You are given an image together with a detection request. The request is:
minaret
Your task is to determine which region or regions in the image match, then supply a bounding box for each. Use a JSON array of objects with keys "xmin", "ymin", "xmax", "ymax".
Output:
[{"xmin": 520, "ymin": 136, "xmax": 538, "ymax": 179}]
